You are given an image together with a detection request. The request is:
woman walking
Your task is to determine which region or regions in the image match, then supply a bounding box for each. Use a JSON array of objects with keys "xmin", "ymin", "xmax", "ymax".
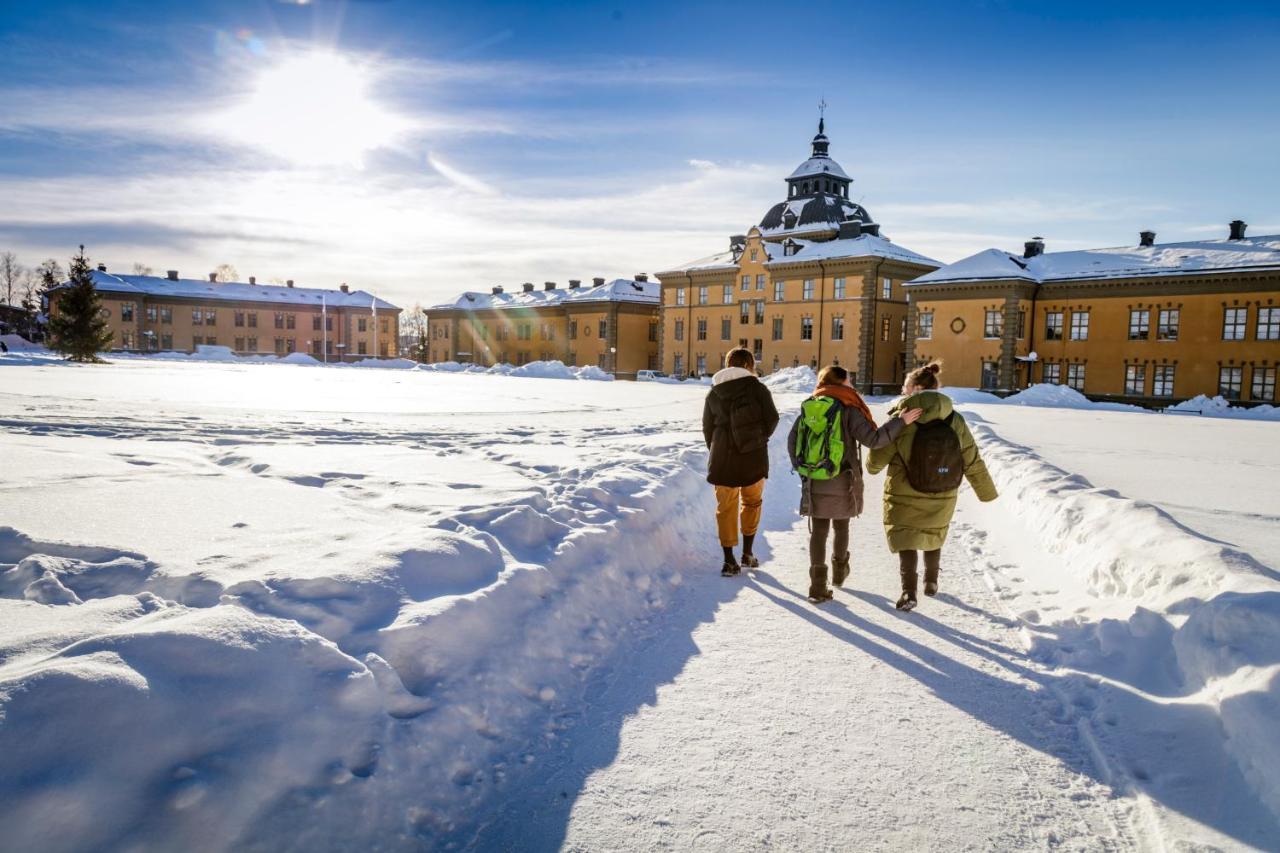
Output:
[
  {"xmin": 867, "ymin": 361, "xmax": 998, "ymax": 611},
  {"xmin": 788, "ymin": 365, "xmax": 921, "ymax": 602}
]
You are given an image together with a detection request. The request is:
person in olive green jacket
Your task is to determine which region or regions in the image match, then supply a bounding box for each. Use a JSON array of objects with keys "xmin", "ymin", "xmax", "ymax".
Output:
[{"xmin": 867, "ymin": 361, "xmax": 998, "ymax": 611}]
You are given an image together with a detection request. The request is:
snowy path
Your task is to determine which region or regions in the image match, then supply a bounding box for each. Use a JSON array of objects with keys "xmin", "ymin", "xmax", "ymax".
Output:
[{"xmin": 472, "ymin": 484, "xmax": 1140, "ymax": 852}]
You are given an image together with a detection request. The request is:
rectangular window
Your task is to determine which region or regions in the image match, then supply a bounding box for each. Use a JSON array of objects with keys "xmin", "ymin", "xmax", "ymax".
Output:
[
  {"xmin": 274, "ymin": 337, "xmax": 285, "ymax": 355},
  {"xmin": 161, "ymin": 333, "xmax": 173, "ymax": 350},
  {"xmin": 358, "ymin": 341, "xmax": 368, "ymax": 356},
  {"xmin": 1066, "ymin": 363, "xmax": 1086, "ymax": 391},
  {"xmin": 599, "ymin": 320, "xmax": 607, "ymax": 339},
  {"xmin": 674, "ymin": 319, "xmax": 684, "ymax": 341},
  {"xmin": 698, "ymin": 286, "xmax": 708, "ymax": 305},
  {"xmin": 246, "ymin": 312, "xmax": 256, "ymax": 328},
  {"xmin": 358, "ymin": 318, "xmax": 367, "ymax": 333},
  {"xmin": 648, "ymin": 321, "xmax": 658, "ymax": 342},
  {"xmin": 740, "ymin": 302, "xmax": 750, "ymax": 325},
  {"xmin": 1219, "ymin": 366, "xmax": 1243, "ymax": 399},
  {"xmin": 1128, "ymin": 309, "xmax": 1150, "ymax": 340},
  {"xmin": 831, "ymin": 317, "xmax": 844, "ymax": 341},
  {"xmin": 1043, "ymin": 362, "xmax": 1061, "ymax": 384},
  {"xmin": 741, "ymin": 275, "xmax": 751, "ymax": 291},
  {"xmin": 833, "ymin": 277, "xmax": 846, "ymax": 300},
  {"xmin": 191, "ymin": 335, "xmax": 202, "ymax": 348},
  {"xmin": 236, "ymin": 311, "xmax": 246, "ymax": 328},
  {"xmin": 756, "ymin": 274, "xmax": 766, "ymax": 290},
  {"xmin": 161, "ymin": 306, "xmax": 173, "ymax": 324},
  {"xmin": 802, "ymin": 279, "xmax": 815, "ymax": 301},
  {"xmin": 1017, "ymin": 310, "xmax": 1026, "ymax": 339},
  {"xmin": 1152, "ymin": 365, "xmax": 1175, "ymax": 397},
  {"xmin": 880, "ymin": 315, "xmax": 890, "ymax": 342},
  {"xmin": 773, "ymin": 281, "xmax": 785, "ymax": 302},
  {"xmin": 1070, "ymin": 311, "xmax": 1090, "ymax": 341},
  {"xmin": 981, "ymin": 361, "xmax": 998, "ymax": 390},
  {"xmin": 311, "ymin": 314, "xmax": 321, "ymax": 331},
  {"xmin": 696, "ymin": 355, "xmax": 706, "ymax": 375},
  {"xmin": 676, "ymin": 287, "xmax": 686, "ymax": 306},
  {"xmin": 193, "ymin": 308, "xmax": 203, "ymax": 325},
  {"xmin": 380, "ymin": 318, "xmax": 389, "ymax": 334},
  {"xmin": 1044, "ymin": 311, "xmax": 1063, "ymax": 340},
  {"xmin": 1223, "ymin": 307, "xmax": 1247, "ymax": 340},
  {"xmin": 772, "ymin": 318, "xmax": 783, "ymax": 341},
  {"xmin": 205, "ymin": 336, "xmax": 216, "ymax": 347},
  {"xmin": 753, "ymin": 338, "xmax": 763, "ymax": 361},
  {"xmin": 696, "ymin": 318, "xmax": 707, "ymax": 341},
  {"xmin": 917, "ymin": 311, "xmax": 933, "ymax": 340},
  {"xmin": 721, "ymin": 318, "xmax": 731, "ymax": 340},
  {"xmin": 1124, "ymin": 364, "xmax": 1145, "ymax": 395},
  {"xmin": 146, "ymin": 305, "xmax": 157, "ymax": 323},
  {"xmin": 881, "ymin": 277, "xmax": 892, "ymax": 299},
  {"xmin": 984, "ymin": 310, "xmax": 1003, "ymax": 339},
  {"xmin": 235, "ymin": 337, "xmax": 245, "ymax": 351},
  {"xmin": 117, "ymin": 302, "xmax": 134, "ymax": 322},
  {"xmin": 1251, "ymin": 366, "xmax": 1276, "ymax": 401},
  {"xmin": 673, "ymin": 354, "xmax": 684, "ymax": 376},
  {"xmin": 569, "ymin": 321, "xmax": 578, "ymax": 340},
  {"xmin": 286, "ymin": 338, "xmax": 295, "ymax": 354},
  {"xmin": 723, "ymin": 285, "xmax": 733, "ymax": 304},
  {"xmin": 204, "ymin": 309, "xmax": 216, "ymax": 326},
  {"xmin": 1258, "ymin": 307, "xmax": 1280, "ymax": 340},
  {"xmin": 754, "ymin": 300, "xmax": 765, "ymax": 325},
  {"xmin": 1158, "ymin": 308, "xmax": 1179, "ymax": 340},
  {"xmin": 801, "ymin": 317, "xmax": 814, "ymax": 341}
]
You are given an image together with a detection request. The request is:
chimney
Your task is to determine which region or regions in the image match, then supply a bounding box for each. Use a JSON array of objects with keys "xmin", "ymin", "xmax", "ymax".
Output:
[
  {"xmin": 288, "ymin": 280, "xmax": 296, "ymax": 288},
  {"xmin": 491, "ymin": 285, "xmax": 504, "ymax": 295},
  {"xmin": 593, "ymin": 277, "xmax": 605, "ymax": 287},
  {"xmin": 249, "ymin": 276, "xmax": 256, "ymax": 285},
  {"xmin": 1023, "ymin": 237, "xmax": 1045, "ymax": 259},
  {"xmin": 209, "ymin": 272, "xmax": 217, "ymax": 282},
  {"xmin": 568, "ymin": 279, "xmax": 581, "ymax": 289},
  {"xmin": 730, "ymin": 234, "xmax": 746, "ymax": 251},
  {"xmin": 167, "ymin": 270, "xmax": 179, "ymax": 281},
  {"xmin": 544, "ymin": 281, "xmax": 556, "ymax": 291},
  {"xmin": 1139, "ymin": 230, "xmax": 1156, "ymax": 247},
  {"xmin": 838, "ymin": 220, "xmax": 863, "ymax": 240},
  {"xmin": 522, "ymin": 282, "xmax": 534, "ymax": 293},
  {"xmin": 1229, "ymin": 219, "xmax": 1247, "ymax": 240},
  {"xmin": 338, "ymin": 283, "xmax": 348, "ymax": 293},
  {"xmin": 634, "ymin": 273, "xmax": 649, "ymax": 282},
  {"xmin": 97, "ymin": 263, "xmax": 107, "ymax": 272}
]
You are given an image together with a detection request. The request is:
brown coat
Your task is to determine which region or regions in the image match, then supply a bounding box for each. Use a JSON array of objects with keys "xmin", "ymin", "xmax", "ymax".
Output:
[{"xmin": 788, "ymin": 404, "xmax": 904, "ymax": 520}]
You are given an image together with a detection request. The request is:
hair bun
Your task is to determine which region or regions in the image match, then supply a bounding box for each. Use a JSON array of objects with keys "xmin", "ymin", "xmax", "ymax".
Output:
[{"xmin": 925, "ymin": 361, "xmax": 942, "ymax": 375}]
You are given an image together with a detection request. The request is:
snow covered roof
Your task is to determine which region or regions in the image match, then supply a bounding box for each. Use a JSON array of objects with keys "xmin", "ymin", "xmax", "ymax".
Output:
[
  {"xmin": 787, "ymin": 155, "xmax": 851, "ymax": 181},
  {"xmin": 662, "ymin": 234, "xmax": 939, "ymax": 275},
  {"xmin": 432, "ymin": 278, "xmax": 659, "ymax": 312},
  {"xmin": 759, "ymin": 194, "xmax": 873, "ymax": 238},
  {"xmin": 79, "ymin": 270, "xmax": 400, "ymax": 310},
  {"xmin": 910, "ymin": 235, "xmax": 1280, "ymax": 286}
]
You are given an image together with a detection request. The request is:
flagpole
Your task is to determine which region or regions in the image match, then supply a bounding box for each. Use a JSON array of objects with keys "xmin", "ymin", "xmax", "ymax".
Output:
[
  {"xmin": 371, "ymin": 295, "xmax": 378, "ymax": 360},
  {"xmin": 322, "ymin": 295, "xmax": 327, "ymax": 364}
]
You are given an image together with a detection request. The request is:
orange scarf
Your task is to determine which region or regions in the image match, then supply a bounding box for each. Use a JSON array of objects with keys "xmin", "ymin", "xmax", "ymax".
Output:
[{"xmin": 812, "ymin": 383, "xmax": 877, "ymax": 429}]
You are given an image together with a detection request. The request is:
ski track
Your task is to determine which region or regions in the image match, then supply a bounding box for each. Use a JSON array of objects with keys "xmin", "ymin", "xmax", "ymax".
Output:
[{"xmin": 471, "ymin": 477, "xmax": 1140, "ymax": 852}]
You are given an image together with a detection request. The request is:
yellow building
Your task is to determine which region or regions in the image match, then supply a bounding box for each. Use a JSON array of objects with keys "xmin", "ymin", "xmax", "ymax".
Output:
[
  {"xmin": 655, "ymin": 118, "xmax": 940, "ymax": 392},
  {"xmin": 54, "ymin": 267, "xmax": 400, "ymax": 360},
  {"xmin": 905, "ymin": 222, "xmax": 1280, "ymax": 403},
  {"xmin": 426, "ymin": 277, "xmax": 660, "ymax": 378}
]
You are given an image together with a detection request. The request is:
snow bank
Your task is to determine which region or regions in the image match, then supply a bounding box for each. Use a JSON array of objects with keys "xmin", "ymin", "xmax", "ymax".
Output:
[
  {"xmin": 0, "ymin": 334, "xmax": 43, "ymax": 352},
  {"xmin": 762, "ymin": 365, "xmax": 817, "ymax": 393},
  {"xmin": 1002, "ymin": 383, "xmax": 1142, "ymax": 412},
  {"xmin": 938, "ymin": 387, "xmax": 1003, "ymax": 404},
  {"xmin": 971, "ymin": 424, "xmax": 1280, "ymax": 820},
  {"xmin": 277, "ymin": 352, "xmax": 321, "ymax": 366},
  {"xmin": 1166, "ymin": 394, "xmax": 1280, "ymax": 421},
  {"xmin": 349, "ymin": 357, "xmax": 418, "ymax": 370},
  {"xmin": 418, "ymin": 359, "xmax": 614, "ymax": 381}
]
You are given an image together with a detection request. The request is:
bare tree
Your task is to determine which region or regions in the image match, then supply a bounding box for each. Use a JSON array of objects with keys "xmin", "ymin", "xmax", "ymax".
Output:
[
  {"xmin": 400, "ymin": 303, "xmax": 429, "ymax": 361},
  {"xmin": 35, "ymin": 259, "xmax": 65, "ymax": 299},
  {"xmin": 213, "ymin": 263, "xmax": 240, "ymax": 283},
  {"xmin": 1, "ymin": 251, "xmax": 23, "ymax": 308},
  {"xmin": 132, "ymin": 262, "xmax": 154, "ymax": 276}
]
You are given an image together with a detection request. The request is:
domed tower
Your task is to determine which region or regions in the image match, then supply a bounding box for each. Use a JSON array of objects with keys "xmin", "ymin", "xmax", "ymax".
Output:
[{"xmin": 758, "ymin": 114, "xmax": 878, "ymax": 242}]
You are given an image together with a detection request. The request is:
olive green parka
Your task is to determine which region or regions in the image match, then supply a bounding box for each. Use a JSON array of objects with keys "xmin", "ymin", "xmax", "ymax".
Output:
[{"xmin": 866, "ymin": 390, "xmax": 998, "ymax": 552}]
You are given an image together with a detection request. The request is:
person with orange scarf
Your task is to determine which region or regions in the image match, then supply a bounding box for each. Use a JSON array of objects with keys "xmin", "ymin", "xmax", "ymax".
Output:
[{"xmin": 787, "ymin": 365, "xmax": 922, "ymax": 601}]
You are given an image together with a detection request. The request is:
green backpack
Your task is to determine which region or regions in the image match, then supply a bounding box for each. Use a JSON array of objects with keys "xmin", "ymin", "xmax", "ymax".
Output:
[{"xmin": 794, "ymin": 396, "xmax": 847, "ymax": 480}]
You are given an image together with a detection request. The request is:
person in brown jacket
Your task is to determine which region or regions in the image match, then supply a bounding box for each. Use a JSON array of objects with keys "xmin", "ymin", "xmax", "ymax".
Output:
[{"xmin": 787, "ymin": 365, "xmax": 921, "ymax": 601}]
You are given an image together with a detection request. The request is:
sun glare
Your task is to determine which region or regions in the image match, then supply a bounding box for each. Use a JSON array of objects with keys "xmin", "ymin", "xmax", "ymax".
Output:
[{"xmin": 224, "ymin": 51, "xmax": 410, "ymax": 167}]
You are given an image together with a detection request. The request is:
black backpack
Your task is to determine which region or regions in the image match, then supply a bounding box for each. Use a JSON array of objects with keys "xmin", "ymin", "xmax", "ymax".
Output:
[{"xmin": 900, "ymin": 413, "xmax": 964, "ymax": 493}]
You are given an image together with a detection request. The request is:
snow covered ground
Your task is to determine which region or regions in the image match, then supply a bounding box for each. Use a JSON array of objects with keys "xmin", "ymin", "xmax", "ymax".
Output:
[{"xmin": 2, "ymin": 354, "xmax": 1278, "ymax": 851}]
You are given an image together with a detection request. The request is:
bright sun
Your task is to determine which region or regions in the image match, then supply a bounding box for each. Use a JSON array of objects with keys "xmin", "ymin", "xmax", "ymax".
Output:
[{"xmin": 224, "ymin": 52, "xmax": 410, "ymax": 167}]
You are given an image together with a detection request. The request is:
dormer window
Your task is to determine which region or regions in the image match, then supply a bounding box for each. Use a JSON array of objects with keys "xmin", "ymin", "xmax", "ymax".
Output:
[{"xmin": 784, "ymin": 240, "xmax": 800, "ymax": 257}]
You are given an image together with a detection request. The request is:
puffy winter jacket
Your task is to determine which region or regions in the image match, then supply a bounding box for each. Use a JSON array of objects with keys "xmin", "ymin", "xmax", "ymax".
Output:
[
  {"xmin": 866, "ymin": 390, "xmax": 997, "ymax": 552},
  {"xmin": 702, "ymin": 367, "xmax": 780, "ymax": 487}
]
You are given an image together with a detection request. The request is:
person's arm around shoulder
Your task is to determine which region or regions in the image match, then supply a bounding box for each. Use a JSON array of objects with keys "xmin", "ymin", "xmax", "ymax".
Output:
[
  {"xmin": 847, "ymin": 406, "xmax": 921, "ymax": 450},
  {"xmin": 953, "ymin": 413, "xmax": 998, "ymax": 501}
]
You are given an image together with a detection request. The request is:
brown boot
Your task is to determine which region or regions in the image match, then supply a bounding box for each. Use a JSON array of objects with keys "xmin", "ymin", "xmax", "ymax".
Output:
[
  {"xmin": 831, "ymin": 551, "xmax": 851, "ymax": 587},
  {"xmin": 808, "ymin": 564, "xmax": 833, "ymax": 602}
]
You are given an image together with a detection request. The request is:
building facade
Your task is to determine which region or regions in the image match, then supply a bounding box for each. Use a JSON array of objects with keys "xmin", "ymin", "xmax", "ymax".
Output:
[
  {"xmin": 51, "ymin": 268, "xmax": 401, "ymax": 360},
  {"xmin": 426, "ymin": 277, "xmax": 660, "ymax": 378},
  {"xmin": 905, "ymin": 223, "xmax": 1280, "ymax": 404},
  {"xmin": 655, "ymin": 119, "xmax": 940, "ymax": 393}
]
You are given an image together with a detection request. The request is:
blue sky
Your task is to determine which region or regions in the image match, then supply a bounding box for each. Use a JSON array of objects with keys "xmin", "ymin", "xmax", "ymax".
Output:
[{"xmin": 1, "ymin": 0, "xmax": 1277, "ymax": 308}]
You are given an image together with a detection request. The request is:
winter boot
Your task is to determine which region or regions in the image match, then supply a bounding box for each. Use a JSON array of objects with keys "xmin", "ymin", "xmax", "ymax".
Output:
[
  {"xmin": 808, "ymin": 564, "xmax": 833, "ymax": 602},
  {"xmin": 721, "ymin": 558, "xmax": 741, "ymax": 577},
  {"xmin": 924, "ymin": 565, "xmax": 940, "ymax": 597},
  {"xmin": 741, "ymin": 553, "xmax": 760, "ymax": 569},
  {"xmin": 831, "ymin": 551, "xmax": 851, "ymax": 587},
  {"xmin": 896, "ymin": 566, "xmax": 918, "ymax": 612},
  {"xmin": 741, "ymin": 533, "xmax": 758, "ymax": 569}
]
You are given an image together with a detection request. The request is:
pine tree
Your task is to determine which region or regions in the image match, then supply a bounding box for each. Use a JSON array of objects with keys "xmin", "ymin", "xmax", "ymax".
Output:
[{"xmin": 47, "ymin": 246, "xmax": 113, "ymax": 362}]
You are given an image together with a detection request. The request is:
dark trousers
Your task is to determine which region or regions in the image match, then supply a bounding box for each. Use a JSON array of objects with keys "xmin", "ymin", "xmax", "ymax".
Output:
[
  {"xmin": 898, "ymin": 549, "xmax": 941, "ymax": 591},
  {"xmin": 809, "ymin": 518, "xmax": 850, "ymax": 565}
]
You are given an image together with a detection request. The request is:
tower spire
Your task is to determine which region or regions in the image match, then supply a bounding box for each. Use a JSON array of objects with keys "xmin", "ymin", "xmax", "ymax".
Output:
[{"xmin": 818, "ymin": 97, "xmax": 826, "ymax": 135}]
